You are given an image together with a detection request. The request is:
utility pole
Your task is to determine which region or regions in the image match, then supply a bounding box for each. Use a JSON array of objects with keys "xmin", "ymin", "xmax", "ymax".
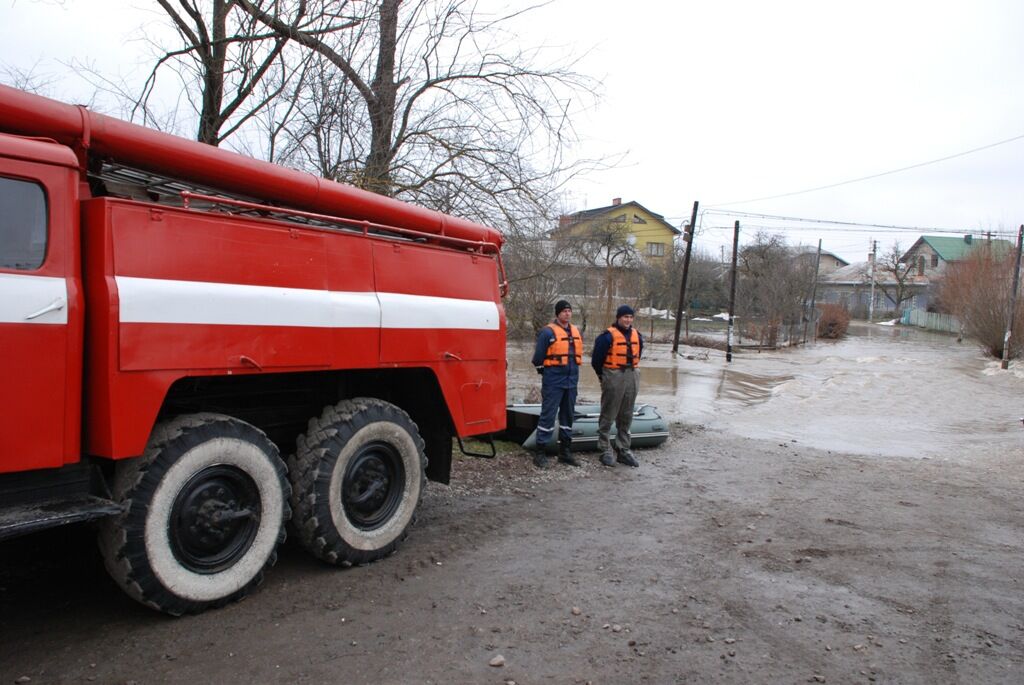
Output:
[
  {"xmin": 650, "ymin": 299, "xmax": 655, "ymax": 341},
  {"xmin": 1000, "ymin": 224, "xmax": 1024, "ymax": 370},
  {"xmin": 672, "ymin": 200, "xmax": 699, "ymax": 353},
  {"xmin": 867, "ymin": 239, "xmax": 878, "ymax": 323},
  {"xmin": 726, "ymin": 220, "xmax": 740, "ymax": 363},
  {"xmin": 803, "ymin": 239, "xmax": 822, "ymax": 344}
]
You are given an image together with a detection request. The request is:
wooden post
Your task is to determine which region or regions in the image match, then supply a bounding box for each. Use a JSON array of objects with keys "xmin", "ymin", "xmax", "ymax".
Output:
[
  {"xmin": 1000, "ymin": 224, "xmax": 1024, "ymax": 369},
  {"xmin": 803, "ymin": 239, "xmax": 822, "ymax": 343},
  {"xmin": 672, "ymin": 201, "xmax": 699, "ymax": 354},
  {"xmin": 868, "ymin": 239, "xmax": 877, "ymax": 323},
  {"xmin": 726, "ymin": 221, "xmax": 740, "ymax": 363}
]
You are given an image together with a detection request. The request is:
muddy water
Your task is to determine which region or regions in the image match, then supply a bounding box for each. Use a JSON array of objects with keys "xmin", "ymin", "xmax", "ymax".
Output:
[{"xmin": 508, "ymin": 323, "xmax": 1024, "ymax": 460}]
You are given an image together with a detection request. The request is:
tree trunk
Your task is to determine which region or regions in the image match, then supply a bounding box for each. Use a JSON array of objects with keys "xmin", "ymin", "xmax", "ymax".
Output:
[
  {"xmin": 198, "ymin": 0, "xmax": 230, "ymax": 145},
  {"xmin": 363, "ymin": 0, "xmax": 400, "ymax": 195}
]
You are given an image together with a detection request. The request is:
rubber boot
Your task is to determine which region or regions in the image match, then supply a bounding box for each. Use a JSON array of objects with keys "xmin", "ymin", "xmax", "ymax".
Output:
[
  {"xmin": 533, "ymin": 445, "xmax": 550, "ymax": 468},
  {"xmin": 558, "ymin": 441, "xmax": 580, "ymax": 467},
  {"xmin": 616, "ymin": 449, "xmax": 639, "ymax": 467}
]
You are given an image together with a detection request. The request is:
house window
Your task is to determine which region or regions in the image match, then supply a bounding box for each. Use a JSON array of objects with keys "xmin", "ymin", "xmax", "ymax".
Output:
[
  {"xmin": 647, "ymin": 242, "xmax": 666, "ymax": 257},
  {"xmin": 0, "ymin": 176, "xmax": 48, "ymax": 270},
  {"xmin": 632, "ymin": 215, "xmax": 648, "ymax": 224},
  {"xmin": 918, "ymin": 256, "xmax": 925, "ymax": 276},
  {"xmin": 931, "ymin": 254, "xmax": 939, "ymax": 268}
]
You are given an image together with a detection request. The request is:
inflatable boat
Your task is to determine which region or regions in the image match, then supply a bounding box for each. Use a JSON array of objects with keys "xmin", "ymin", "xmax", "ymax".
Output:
[{"xmin": 504, "ymin": 403, "xmax": 670, "ymax": 453}]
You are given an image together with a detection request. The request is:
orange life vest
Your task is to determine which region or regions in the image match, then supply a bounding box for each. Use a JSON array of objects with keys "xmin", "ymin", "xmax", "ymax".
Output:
[
  {"xmin": 543, "ymin": 323, "xmax": 582, "ymax": 366},
  {"xmin": 603, "ymin": 326, "xmax": 640, "ymax": 369}
]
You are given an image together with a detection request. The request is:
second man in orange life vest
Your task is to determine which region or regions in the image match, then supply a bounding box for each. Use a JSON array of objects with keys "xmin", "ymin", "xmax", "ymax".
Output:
[
  {"xmin": 530, "ymin": 299, "xmax": 582, "ymax": 468},
  {"xmin": 590, "ymin": 304, "xmax": 643, "ymax": 467}
]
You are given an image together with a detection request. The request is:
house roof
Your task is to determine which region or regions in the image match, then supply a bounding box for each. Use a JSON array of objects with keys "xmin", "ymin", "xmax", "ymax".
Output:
[
  {"xmin": 561, "ymin": 200, "xmax": 682, "ymax": 235},
  {"xmin": 795, "ymin": 247, "xmax": 849, "ymax": 266},
  {"xmin": 818, "ymin": 261, "xmax": 870, "ymax": 284},
  {"xmin": 817, "ymin": 261, "xmax": 929, "ymax": 286},
  {"xmin": 902, "ymin": 235, "xmax": 1014, "ymax": 262}
]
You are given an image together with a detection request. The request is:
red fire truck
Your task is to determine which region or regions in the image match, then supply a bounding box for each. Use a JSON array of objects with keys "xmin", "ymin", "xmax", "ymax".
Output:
[{"xmin": 0, "ymin": 85, "xmax": 507, "ymax": 614}]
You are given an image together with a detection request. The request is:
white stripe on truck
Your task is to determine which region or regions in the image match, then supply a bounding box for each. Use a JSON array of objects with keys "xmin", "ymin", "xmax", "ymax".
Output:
[
  {"xmin": 115, "ymin": 276, "xmax": 499, "ymax": 330},
  {"xmin": 0, "ymin": 273, "xmax": 68, "ymax": 324}
]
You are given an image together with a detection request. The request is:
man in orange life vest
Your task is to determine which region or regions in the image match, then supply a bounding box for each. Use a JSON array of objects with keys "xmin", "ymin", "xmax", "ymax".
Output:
[
  {"xmin": 590, "ymin": 304, "xmax": 643, "ymax": 467},
  {"xmin": 530, "ymin": 299, "xmax": 582, "ymax": 468}
]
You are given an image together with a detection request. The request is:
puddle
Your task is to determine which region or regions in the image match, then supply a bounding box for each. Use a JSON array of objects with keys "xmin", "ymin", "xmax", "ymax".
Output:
[{"xmin": 717, "ymin": 370, "xmax": 795, "ymax": 404}]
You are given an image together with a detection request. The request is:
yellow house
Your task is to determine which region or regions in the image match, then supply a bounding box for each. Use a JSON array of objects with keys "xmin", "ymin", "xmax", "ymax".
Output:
[{"xmin": 554, "ymin": 198, "xmax": 682, "ymax": 259}]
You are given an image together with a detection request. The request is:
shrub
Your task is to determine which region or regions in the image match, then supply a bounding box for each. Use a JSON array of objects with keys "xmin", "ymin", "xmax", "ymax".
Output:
[
  {"xmin": 817, "ymin": 304, "xmax": 851, "ymax": 339},
  {"xmin": 939, "ymin": 250, "xmax": 1023, "ymax": 358}
]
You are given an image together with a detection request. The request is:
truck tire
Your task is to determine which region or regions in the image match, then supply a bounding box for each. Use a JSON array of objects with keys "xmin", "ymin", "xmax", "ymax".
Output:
[
  {"xmin": 98, "ymin": 413, "xmax": 289, "ymax": 615},
  {"xmin": 289, "ymin": 398, "xmax": 426, "ymax": 566}
]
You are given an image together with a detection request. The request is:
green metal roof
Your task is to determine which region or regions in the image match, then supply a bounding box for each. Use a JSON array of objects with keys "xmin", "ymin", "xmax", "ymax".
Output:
[{"xmin": 918, "ymin": 235, "xmax": 1013, "ymax": 261}]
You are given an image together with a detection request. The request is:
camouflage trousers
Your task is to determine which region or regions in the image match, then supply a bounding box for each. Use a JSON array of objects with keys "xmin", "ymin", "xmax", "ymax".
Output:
[{"xmin": 597, "ymin": 367, "xmax": 639, "ymax": 455}]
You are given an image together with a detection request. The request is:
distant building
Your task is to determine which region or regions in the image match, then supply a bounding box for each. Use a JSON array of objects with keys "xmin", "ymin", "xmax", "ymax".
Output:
[
  {"xmin": 817, "ymin": 234, "xmax": 1014, "ymax": 316},
  {"xmin": 554, "ymin": 198, "xmax": 682, "ymax": 261},
  {"xmin": 545, "ymin": 198, "xmax": 682, "ymax": 324},
  {"xmin": 899, "ymin": 234, "xmax": 1013, "ymax": 277},
  {"xmin": 795, "ymin": 248, "xmax": 849, "ymax": 275},
  {"xmin": 816, "ymin": 261, "xmax": 914, "ymax": 315}
]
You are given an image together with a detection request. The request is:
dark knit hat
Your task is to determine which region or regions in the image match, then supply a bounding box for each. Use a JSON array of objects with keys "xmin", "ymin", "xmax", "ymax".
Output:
[
  {"xmin": 554, "ymin": 299, "xmax": 572, "ymax": 316},
  {"xmin": 615, "ymin": 304, "xmax": 635, "ymax": 319}
]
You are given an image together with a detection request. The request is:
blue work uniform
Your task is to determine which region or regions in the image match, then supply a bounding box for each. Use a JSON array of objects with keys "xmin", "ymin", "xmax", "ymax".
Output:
[{"xmin": 531, "ymin": 323, "xmax": 580, "ymax": 448}]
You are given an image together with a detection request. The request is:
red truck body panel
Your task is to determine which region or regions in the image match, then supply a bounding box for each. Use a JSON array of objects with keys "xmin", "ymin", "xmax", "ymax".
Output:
[{"xmin": 77, "ymin": 199, "xmax": 505, "ymax": 461}]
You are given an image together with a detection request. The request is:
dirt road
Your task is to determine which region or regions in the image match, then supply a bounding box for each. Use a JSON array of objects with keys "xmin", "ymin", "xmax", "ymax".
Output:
[{"xmin": 2, "ymin": 420, "xmax": 1022, "ymax": 684}]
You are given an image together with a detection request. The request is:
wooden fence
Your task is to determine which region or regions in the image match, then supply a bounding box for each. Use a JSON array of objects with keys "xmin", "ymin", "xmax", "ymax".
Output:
[{"xmin": 900, "ymin": 308, "xmax": 961, "ymax": 334}]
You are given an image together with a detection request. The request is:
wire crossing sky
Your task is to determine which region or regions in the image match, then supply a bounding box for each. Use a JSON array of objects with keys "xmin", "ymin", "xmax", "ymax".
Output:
[{"xmin": 707, "ymin": 132, "xmax": 1024, "ymax": 209}]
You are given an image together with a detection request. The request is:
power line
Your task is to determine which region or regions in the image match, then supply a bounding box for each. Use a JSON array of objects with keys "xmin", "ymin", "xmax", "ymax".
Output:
[
  {"xmin": 701, "ymin": 223, "xmax": 1015, "ymax": 238},
  {"xmin": 705, "ymin": 131, "xmax": 1024, "ymax": 207},
  {"xmin": 699, "ymin": 208, "xmax": 988, "ymax": 234}
]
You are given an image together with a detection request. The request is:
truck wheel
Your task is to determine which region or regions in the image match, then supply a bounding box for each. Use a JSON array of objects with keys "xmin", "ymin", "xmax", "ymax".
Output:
[
  {"xmin": 290, "ymin": 398, "xmax": 426, "ymax": 565},
  {"xmin": 98, "ymin": 414, "xmax": 289, "ymax": 615}
]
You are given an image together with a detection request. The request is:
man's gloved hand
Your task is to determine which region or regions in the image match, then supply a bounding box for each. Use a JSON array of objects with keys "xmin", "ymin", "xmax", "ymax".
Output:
[{"xmin": 535, "ymin": 366, "xmax": 544, "ymax": 375}]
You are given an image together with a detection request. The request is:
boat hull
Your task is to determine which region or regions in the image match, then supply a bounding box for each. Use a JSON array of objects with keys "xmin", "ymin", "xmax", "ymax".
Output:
[{"xmin": 505, "ymin": 404, "xmax": 669, "ymax": 453}]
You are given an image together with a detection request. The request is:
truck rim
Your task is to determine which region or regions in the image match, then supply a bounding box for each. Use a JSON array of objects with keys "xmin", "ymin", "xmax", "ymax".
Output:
[
  {"xmin": 342, "ymin": 441, "xmax": 405, "ymax": 530},
  {"xmin": 169, "ymin": 465, "xmax": 261, "ymax": 574}
]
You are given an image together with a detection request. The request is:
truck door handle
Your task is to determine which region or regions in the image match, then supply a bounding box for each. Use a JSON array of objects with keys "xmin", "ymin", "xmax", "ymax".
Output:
[
  {"xmin": 24, "ymin": 297, "xmax": 66, "ymax": 320},
  {"xmin": 443, "ymin": 351, "xmax": 463, "ymax": 361}
]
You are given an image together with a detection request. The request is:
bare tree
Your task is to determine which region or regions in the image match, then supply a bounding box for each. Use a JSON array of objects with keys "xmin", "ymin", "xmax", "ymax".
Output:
[
  {"xmin": 640, "ymin": 243, "xmax": 725, "ymax": 314},
  {"xmin": 868, "ymin": 241, "xmax": 918, "ymax": 315},
  {"xmin": 138, "ymin": 1, "xmax": 306, "ymax": 145},
  {"xmin": 939, "ymin": 247, "xmax": 1023, "ymax": 358},
  {"xmin": 0, "ymin": 62, "xmax": 60, "ymax": 95},
  {"xmin": 737, "ymin": 232, "xmax": 814, "ymax": 347},
  {"xmin": 561, "ymin": 218, "xmax": 640, "ymax": 325},
  {"xmin": 501, "ymin": 235, "xmax": 568, "ymax": 339},
  {"xmin": 237, "ymin": 0, "xmax": 600, "ymax": 227}
]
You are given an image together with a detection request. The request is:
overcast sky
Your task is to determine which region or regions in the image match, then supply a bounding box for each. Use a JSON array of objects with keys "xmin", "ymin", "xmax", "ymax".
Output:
[{"xmin": 4, "ymin": 0, "xmax": 1023, "ymax": 262}]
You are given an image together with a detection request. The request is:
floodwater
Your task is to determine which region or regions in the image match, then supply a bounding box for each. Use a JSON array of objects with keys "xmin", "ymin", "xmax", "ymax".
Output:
[{"xmin": 508, "ymin": 322, "xmax": 1024, "ymax": 460}]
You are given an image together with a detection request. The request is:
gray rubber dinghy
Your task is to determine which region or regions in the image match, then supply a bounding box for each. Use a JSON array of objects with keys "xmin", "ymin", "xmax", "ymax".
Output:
[{"xmin": 505, "ymin": 403, "xmax": 669, "ymax": 453}]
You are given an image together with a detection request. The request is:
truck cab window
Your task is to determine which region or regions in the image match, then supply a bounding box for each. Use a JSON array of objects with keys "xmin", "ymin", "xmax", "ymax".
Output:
[{"xmin": 0, "ymin": 176, "xmax": 47, "ymax": 270}]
